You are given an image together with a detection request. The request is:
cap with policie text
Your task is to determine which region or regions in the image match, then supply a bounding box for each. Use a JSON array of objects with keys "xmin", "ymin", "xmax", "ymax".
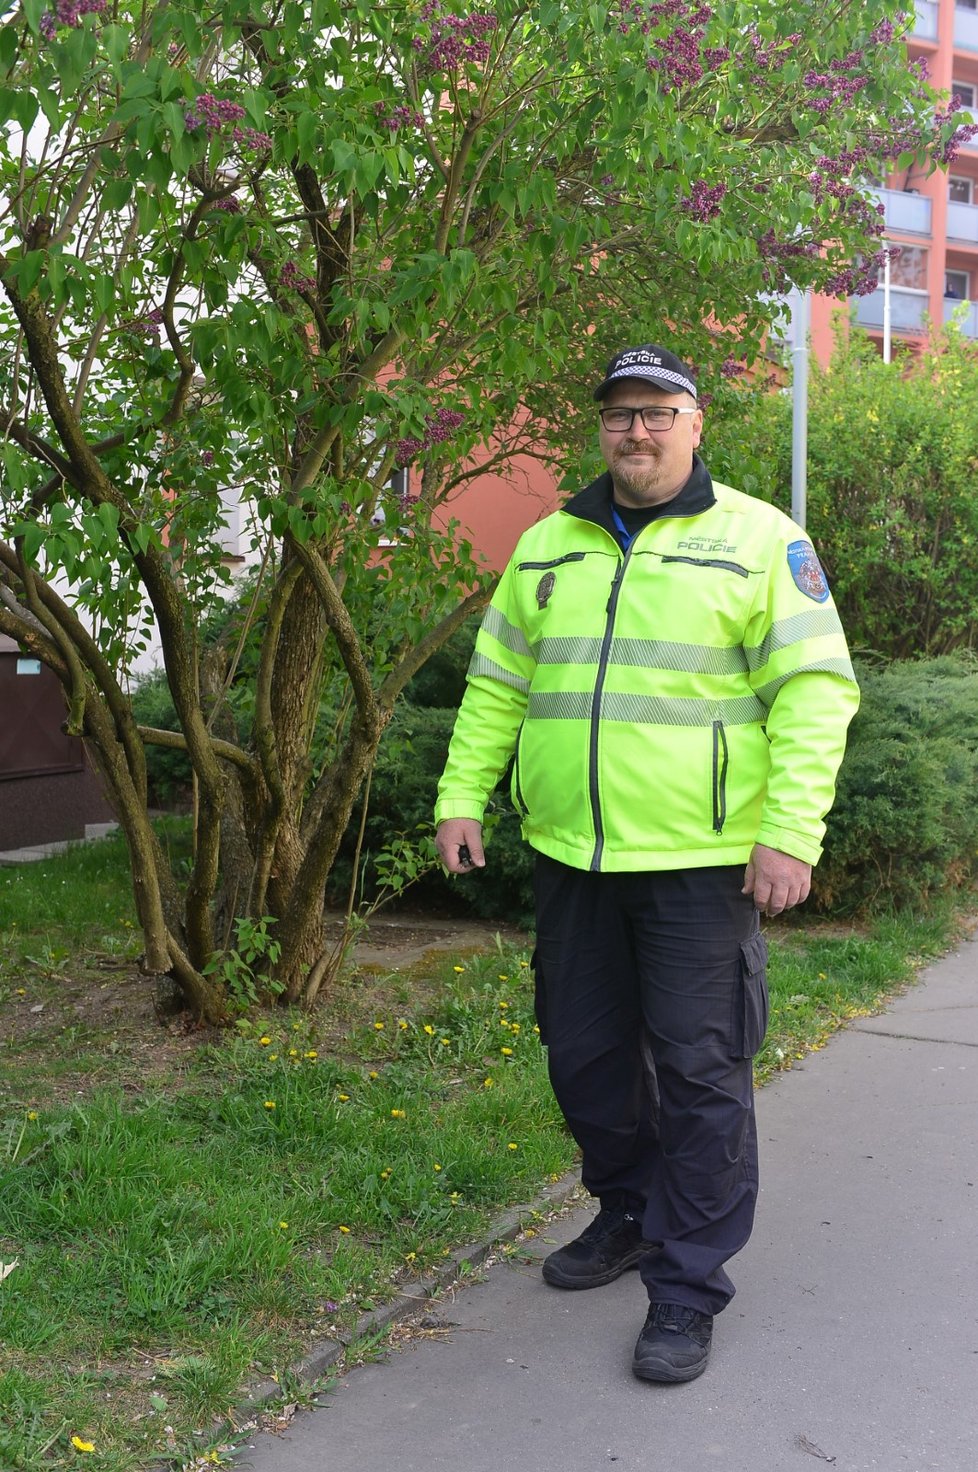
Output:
[{"xmin": 593, "ymin": 344, "xmax": 697, "ymax": 401}]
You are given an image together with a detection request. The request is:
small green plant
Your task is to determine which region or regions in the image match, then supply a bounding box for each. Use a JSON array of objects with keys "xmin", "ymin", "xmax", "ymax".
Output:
[{"xmin": 203, "ymin": 916, "xmax": 284, "ymax": 1013}]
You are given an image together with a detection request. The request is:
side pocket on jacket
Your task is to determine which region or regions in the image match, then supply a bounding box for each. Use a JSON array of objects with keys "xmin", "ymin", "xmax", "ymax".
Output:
[{"xmin": 732, "ymin": 932, "xmax": 769, "ymax": 1060}]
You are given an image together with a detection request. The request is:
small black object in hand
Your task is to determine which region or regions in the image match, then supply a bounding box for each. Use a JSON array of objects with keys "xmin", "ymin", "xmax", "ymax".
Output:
[{"xmin": 458, "ymin": 844, "xmax": 472, "ymax": 867}]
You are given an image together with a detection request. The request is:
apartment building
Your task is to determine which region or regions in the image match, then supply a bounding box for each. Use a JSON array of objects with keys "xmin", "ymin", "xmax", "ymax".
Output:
[{"xmin": 809, "ymin": 0, "xmax": 978, "ymax": 361}]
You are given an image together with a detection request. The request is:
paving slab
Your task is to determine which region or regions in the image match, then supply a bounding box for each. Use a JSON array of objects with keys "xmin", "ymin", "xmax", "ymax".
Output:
[{"xmin": 236, "ymin": 932, "xmax": 978, "ymax": 1472}]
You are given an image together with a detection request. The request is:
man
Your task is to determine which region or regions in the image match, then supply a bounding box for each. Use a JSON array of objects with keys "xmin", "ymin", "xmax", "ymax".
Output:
[{"xmin": 435, "ymin": 344, "xmax": 859, "ymax": 1383}]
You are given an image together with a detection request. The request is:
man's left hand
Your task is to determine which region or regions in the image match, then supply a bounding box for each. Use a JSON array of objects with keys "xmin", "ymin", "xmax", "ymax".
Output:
[{"xmin": 742, "ymin": 843, "xmax": 812, "ymax": 917}]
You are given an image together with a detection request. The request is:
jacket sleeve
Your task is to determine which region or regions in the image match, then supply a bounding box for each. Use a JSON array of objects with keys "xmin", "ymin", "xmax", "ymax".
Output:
[
  {"xmin": 744, "ymin": 524, "xmax": 860, "ymax": 866},
  {"xmin": 434, "ymin": 558, "xmax": 537, "ymax": 826}
]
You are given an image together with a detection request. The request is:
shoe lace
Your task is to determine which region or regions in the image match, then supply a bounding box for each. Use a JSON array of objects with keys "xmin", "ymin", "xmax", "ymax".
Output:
[{"xmin": 649, "ymin": 1304, "xmax": 706, "ymax": 1337}]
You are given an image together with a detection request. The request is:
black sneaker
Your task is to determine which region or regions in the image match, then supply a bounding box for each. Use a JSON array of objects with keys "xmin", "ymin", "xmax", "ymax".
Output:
[
  {"xmin": 541, "ymin": 1206, "xmax": 656, "ymax": 1289},
  {"xmin": 632, "ymin": 1303, "xmax": 713, "ymax": 1383}
]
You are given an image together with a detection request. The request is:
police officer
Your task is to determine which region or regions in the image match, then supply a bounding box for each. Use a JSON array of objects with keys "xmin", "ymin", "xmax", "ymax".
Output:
[{"xmin": 435, "ymin": 344, "xmax": 858, "ymax": 1382}]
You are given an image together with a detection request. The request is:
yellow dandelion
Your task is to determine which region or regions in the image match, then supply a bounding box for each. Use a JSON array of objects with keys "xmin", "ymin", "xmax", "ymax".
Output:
[
  {"xmin": 304, "ymin": 1049, "xmax": 318, "ymax": 1059},
  {"xmin": 405, "ymin": 1251, "xmax": 416, "ymax": 1262},
  {"xmin": 380, "ymin": 1168, "xmax": 391, "ymax": 1180},
  {"xmin": 292, "ymin": 1022, "xmax": 302, "ymax": 1030},
  {"xmin": 499, "ymin": 1000, "xmax": 509, "ymax": 1009},
  {"xmin": 433, "ymin": 1162, "xmax": 442, "ymax": 1172},
  {"xmin": 337, "ymin": 1093, "xmax": 350, "ymax": 1102},
  {"xmin": 258, "ymin": 1036, "xmax": 272, "ymax": 1046},
  {"xmin": 369, "ymin": 1070, "xmax": 379, "ymax": 1079},
  {"xmin": 16, "ymin": 988, "xmax": 26, "ymax": 995},
  {"xmin": 501, "ymin": 1046, "xmax": 513, "ymax": 1056},
  {"xmin": 374, "ymin": 1021, "xmax": 385, "ymax": 1030},
  {"xmin": 71, "ymin": 1437, "xmax": 95, "ymax": 1453},
  {"xmin": 27, "ymin": 1110, "xmax": 38, "ymax": 1121},
  {"xmin": 279, "ymin": 1221, "xmax": 289, "ymax": 1229},
  {"xmin": 288, "ymin": 1048, "xmax": 299, "ymax": 1057},
  {"xmin": 390, "ymin": 1108, "xmax": 406, "ymax": 1118},
  {"xmin": 483, "ymin": 1076, "xmax": 494, "ymax": 1088},
  {"xmin": 533, "ymin": 1025, "xmax": 540, "ymax": 1034},
  {"xmin": 338, "ymin": 1225, "xmax": 351, "ymax": 1234},
  {"xmin": 510, "ymin": 1023, "xmax": 521, "ymax": 1033},
  {"xmin": 269, "ymin": 1054, "xmax": 278, "ymax": 1061},
  {"xmin": 507, "ymin": 1142, "xmax": 518, "ymax": 1151},
  {"xmin": 453, "ymin": 965, "xmax": 464, "ymax": 973},
  {"xmin": 818, "ymin": 972, "xmax": 827, "ymax": 980},
  {"xmin": 500, "ymin": 1019, "xmax": 511, "ymax": 1029},
  {"xmin": 398, "ymin": 1019, "xmax": 408, "ymax": 1031},
  {"xmin": 423, "ymin": 1024, "xmax": 435, "ymax": 1036},
  {"xmin": 264, "ymin": 1100, "xmax": 276, "ymax": 1110},
  {"xmin": 498, "ymin": 974, "xmax": 509, "ymax": 981},
  {"xmin": 440, "ymin": 1038, "xmax": 450, "ymax": 1046},
  {"xmin": 450, "ymin": 1191, "xmax": 461, "ymax": 1202},
  {"xmin": 519, "ymin": 959, "xmax": 529, "ymax": 968}
]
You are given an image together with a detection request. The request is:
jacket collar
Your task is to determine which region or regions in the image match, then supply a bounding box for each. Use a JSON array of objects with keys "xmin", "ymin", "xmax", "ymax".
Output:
[{"xmin": 562, "ymin": 454, "xmax": 716, "ymax": 538}]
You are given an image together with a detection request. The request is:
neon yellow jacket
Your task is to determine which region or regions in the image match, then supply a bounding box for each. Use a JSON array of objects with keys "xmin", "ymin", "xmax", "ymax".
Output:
[{"xmin": 436, "ymin": 460, "xmax": 859, "ymax": 871}]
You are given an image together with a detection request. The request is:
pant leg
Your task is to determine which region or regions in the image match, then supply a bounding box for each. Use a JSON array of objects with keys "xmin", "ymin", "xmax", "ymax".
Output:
[
  {"xmin": 532, "ymin": 854, "xmax": 658, "ymax": 1206},
  {"xmin": 622, "ymin": 866, "xmax": 769, "ymax": 1316}
]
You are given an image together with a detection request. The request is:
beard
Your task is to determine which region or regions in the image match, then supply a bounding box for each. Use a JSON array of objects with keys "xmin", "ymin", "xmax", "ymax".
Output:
[{"xmin": 610, "ymin": 439, "xmax": 666, "ymax": 502}]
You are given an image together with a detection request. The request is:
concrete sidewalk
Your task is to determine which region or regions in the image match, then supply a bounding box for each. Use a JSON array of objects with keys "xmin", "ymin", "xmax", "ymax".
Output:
[{"xmin": 236, "ymin": 933, "xmax": 978, "ymax": 1472}]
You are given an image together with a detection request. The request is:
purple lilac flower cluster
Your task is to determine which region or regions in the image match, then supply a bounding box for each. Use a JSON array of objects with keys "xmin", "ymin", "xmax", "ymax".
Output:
[
  {"xmin": 822, "ymin": 245, "xmax": 894, "ymax": 300},
  {"xmin": 720, "ymin": 358, "xmax": 745, "ymax": 378},
  {"xmin": 39, "ymin": 0, "xmax": 105, "ymax": 39},
  {"xmin": 281, "ymin": 260, "xmax": 316, "ymax": 293},
  {"xmin": 373, "ymin": 101, "xmax": 425, "ymax": 133},
  {"xmin": 806, "ymin": 147, "xmax": 869, "ymax": 205},
  {"xmin": 680, "ymin": 178, "xmax": 726, "ymax": 220},
  {"xmin": 757, "ymin": 231, "xmax": 820, "ymax": 292},
  {"xmin": 122, "ymin": 306, "xmax": 165, "ymax": 339},
  {"xmin": 185, "ymin": 93, "xmax": 246, "ymax": 134},
  {"xmin": 209, "ymin": 195, "xmax": 242, "ymax": 214},
  {"xmin": 934, "ymin": 98, "xmax": 978, "ymax": 166},
  {"xmin": 802, "ymin": 50, "xmax": 870, "ymax": 115},
  {"xmin": 412, "ymin": 1, "xmax": 498, "ymax": 73},
  {"xmin": 232, "ymin": 125, "xmax": 272, "ymax": 152},
  {"xmin": 740, "ymin": 27, "xmax": 801, "ymax": 74},
  {"xmin": 396, "ymin": 406, "xmax": 465, "ymax": 463}
]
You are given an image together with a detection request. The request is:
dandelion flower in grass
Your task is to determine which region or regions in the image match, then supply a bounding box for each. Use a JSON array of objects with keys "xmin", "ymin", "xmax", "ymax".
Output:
[
  {"xmin": 405, "ymin": 1251, "xmax": 417, "ymax": 1262},
  {"xmin": 440, "ymin": 1038, "xmax": 450, "ymax": 1046},
  {"xmin": 288, "ymin": 1048, "xmax": 299, "ymax": 1057},
  {"xmin": 338, "ymin": 1225, "xmax": 351, "ymax": 1234},
  {"xmin": 279, "ymin": 1221, "xmax": 289, "ymax": 1230},
  {"xmin": 369, "ymin": 1070, "xmax": 379, "ymax": 1080},
  {"xmin": 16, "ymin": 988, "xmax": 26, "ymax": 996},
  {"xmin": 423, "ymin": 1024, "xmax": 435, "ymax": 1036},
  {"xmin": 304, "ymin": 1049, "xmax": 318, "ymax": 1059},
  {"xmin": 519, "ymin": 959, "xmax": 529, "ymax": 968},
  {"xmin": 380, "ymin": 1168, "xmax": 391, "ymax": 1180},
  {"xmin": 27, "ymin": 1110, "xmax": 38, "ymax": 1121},
  {"xmin": 500, "ymin": 1046, "xmax": 513, "ymax": 1056},
  {"xmin": 337, "ymin": 1093, "xmax": 350, "ymax": 1102},
  {"xmin": 269, "ymin": 1054, "xmax": 278, "ymax": 1061},
  {"xmin": 450, "ymin": 1191, "xmax": 461, "ymax": 1203},
  {"xmin": 71, "ymin": 1437, "xmax": 95, "ymax": 1453},
  {"xmin": 818, "ymin": 972, "xmax": 827, "ymax": 980},
  {"xmin": 507, "ymin": 1142, "xmax": 518, "ymax": 1151},
  {"xmin": 452, "ymin": 965, "xmax": 464, "ymax": 973},
  {"xmin": 390, "ymin": 1108, "xmax": 406, "ymax": 1119},
  {"xmin": 264, "ymin": 1100, "xmax": 277, "ymax": 1110},
  {"xmin": 483, "ymin": 1076, "xmax": 494, "ymax": 1088},
  {"xmin": 433, "ymin": 1162, "xmax": 442, "ymax": 1172},
  {"xmin": 498, "ymin": 974, "xmax": 508, "ymax": 981},
  {"xmin": 373, "ymin": 1021, "xmax": 385, "ymax": 1030},
  {"xmin": 259, "ymin": 1036, "xmax": 272, "ymax": 1046},
  {"xmin": 398, "ymin": 1019, "xmax": 408, "ymax": 1031},
  {"xmin": 510, "ymin": 1023, "xmax": 521, "ymax": 1034},
  {"xmin": 499, "ymin": 1000, "xmax": 509, "ymax": 1009}
]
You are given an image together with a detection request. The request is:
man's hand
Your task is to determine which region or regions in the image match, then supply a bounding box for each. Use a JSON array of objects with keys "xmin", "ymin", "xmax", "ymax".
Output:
[
  {"xmin": 742, "ymin": 843, "xmax": 811, "ymax": 917},
  {"xmin": 435, "ymin": 819, "xmax": 486, "ymax": 875}
]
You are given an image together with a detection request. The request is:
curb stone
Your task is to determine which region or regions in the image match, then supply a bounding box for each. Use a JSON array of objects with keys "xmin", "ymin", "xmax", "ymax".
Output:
[{"xmin": 176, "ymin": 1168, "xmax": 585, "ymax": 1464}]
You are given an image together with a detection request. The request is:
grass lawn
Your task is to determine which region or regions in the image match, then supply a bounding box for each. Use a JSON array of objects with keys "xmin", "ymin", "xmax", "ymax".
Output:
[{"xmin": 0, "ymin": 829, "xmax": 967, "ymax": 1471}]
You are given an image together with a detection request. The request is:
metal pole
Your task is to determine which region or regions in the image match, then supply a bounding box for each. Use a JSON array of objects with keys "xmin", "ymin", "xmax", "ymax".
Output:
[
  {"xmin": 882, "ymin": 249, "xmax": 892, "ymax": 365},
  {"xmin": 791, "ymin": 287, "xmax": 808, "ymax": 531}
]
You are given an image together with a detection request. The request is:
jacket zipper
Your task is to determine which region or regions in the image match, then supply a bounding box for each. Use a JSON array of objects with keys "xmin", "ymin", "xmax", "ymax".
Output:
[
  {"xmin": 712, "ymin": 719, "xmax": 728, "ymax": 834},
  {"xmin": 516, "ymin": 552, "xmax": 586, "ymax": 571},
  {"xmin": 589, "ymin": 547, "xmax": 631, "ymax": 870}
]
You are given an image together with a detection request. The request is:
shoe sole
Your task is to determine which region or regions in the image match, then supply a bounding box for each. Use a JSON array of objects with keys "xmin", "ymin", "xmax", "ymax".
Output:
[
  {"xmin": 541, "ymin": 1244, "xmax": 654, "ymax": 1290},
  {"xmin": 631, "ymin": 1353, "xmax": 709, "ymax": 1384}
]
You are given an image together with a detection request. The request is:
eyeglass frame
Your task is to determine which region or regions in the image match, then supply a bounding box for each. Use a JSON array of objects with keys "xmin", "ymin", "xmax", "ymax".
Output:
[{"xmin": 598, "ymin": 405, "xmax": 699, "ymax": 433}]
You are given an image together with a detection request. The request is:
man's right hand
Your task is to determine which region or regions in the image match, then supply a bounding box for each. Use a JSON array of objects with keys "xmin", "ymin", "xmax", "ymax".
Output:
[{"xmin": 435, "ymin": 819, "xmax": 486, "ymax": 875}]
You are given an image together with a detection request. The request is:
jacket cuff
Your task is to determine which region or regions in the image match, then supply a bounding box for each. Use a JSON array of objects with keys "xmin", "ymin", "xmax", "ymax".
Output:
[
  {"xmin": 434, "ymin": 799, "xmax": 486, "ymax": 826},
  {"xmin": 754, "ymin": 823, "xmax": 823, "ymax": 867}
]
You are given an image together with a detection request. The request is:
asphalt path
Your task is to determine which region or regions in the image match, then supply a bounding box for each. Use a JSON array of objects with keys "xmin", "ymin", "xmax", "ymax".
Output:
[{"xmin": 236, "ymin": 931, "xmax": 978, "ymax": 1472}]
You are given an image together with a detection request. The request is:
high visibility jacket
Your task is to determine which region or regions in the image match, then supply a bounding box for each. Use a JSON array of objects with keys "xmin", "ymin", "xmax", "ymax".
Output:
[{"xmin": 435, "ymin": 458, "xmax": 859, "ymax": 872}]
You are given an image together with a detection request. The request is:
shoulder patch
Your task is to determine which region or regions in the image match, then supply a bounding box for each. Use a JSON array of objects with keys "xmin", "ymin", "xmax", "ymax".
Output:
[{"xmin": 786, "ymin": 540, "xmax": 830, "ymax": 603}]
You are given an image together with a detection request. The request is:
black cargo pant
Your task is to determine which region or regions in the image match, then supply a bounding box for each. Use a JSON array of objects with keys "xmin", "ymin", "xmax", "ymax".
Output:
[{"xmin": 532, "ymin": 854, "xmax": 769, "ymax": 1317}]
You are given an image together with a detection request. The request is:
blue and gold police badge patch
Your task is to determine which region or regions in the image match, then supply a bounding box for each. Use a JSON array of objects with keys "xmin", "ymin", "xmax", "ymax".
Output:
[{"xmin": 787, "ymin": 540, "xmax": 830, "ymax": 603}]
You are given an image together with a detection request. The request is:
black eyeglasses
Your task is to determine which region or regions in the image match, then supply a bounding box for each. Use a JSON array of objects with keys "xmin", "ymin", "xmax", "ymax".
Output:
[{"xmin": 598, "ymin": 406, "xmax": 698, "ymax": 432}]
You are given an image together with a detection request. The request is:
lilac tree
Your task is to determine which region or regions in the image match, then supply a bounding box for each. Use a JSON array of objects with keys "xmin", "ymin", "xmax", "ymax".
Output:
[{"xmin": 0, "ymin": 0, "xmax": 964, "ymax": 1017}]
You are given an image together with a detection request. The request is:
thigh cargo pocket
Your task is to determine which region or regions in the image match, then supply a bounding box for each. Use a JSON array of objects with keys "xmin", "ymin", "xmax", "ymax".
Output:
[{"xmin": 732, "ymin": 932, "xmax": 770, "ymax": 1060}]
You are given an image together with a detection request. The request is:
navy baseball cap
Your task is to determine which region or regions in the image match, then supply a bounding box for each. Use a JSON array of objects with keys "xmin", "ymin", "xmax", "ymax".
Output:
[{"xmin": 593, "ymin": 344, "xmax": 698, "ymax": 401}]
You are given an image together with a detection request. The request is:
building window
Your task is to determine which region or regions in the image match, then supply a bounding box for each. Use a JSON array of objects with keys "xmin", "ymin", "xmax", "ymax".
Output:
[
  {"xmin": 946, "ymin": 269, "xmax": 971, "ymax": 299},
  {"xmin": 949, "ymin": 176, "xmax": 974, "ymax": 204},
  {"xmin": 952, "ymin": 80, "xmax": 976, "ymax": 108},
  {"xmin": 16, "ymin": 658, "xmax": 41, "ymax": 675},
  {"xmin": 889, "ymin": 246, "xmax": 928, "ymax": 291}
]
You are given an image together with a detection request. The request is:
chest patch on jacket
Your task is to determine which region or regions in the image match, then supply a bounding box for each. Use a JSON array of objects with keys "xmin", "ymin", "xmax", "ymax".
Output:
[
  {"xmin": 536, "ymin": 571, "xmax": 556, "ymax": 609},
  {"xmin": 787, "ymin": 540, "xmax": 830, "ymax": 603}
]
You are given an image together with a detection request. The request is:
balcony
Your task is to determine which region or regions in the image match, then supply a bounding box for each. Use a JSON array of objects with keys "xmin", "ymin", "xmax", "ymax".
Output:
[
  {"xmin": 912, "ymin": 0, "xmax": 938, "ymax": 40},
  {"xmin": 944, "ymin": 298, "xmax": 978, "ymax": 336},
  {"xmin": 947, "ymin": 199, "xmax": 978, "ymax": 244},
  {"xmin": 955, "ymin": 3, "xmax": 978, "ymax": 52},
  {"xmin": 870, "ymin": 186, "xmax": 932, "ymax": 235},
  {"xmin": 853, "ymin": 287, "xmax": 928, "ymax": 333}
]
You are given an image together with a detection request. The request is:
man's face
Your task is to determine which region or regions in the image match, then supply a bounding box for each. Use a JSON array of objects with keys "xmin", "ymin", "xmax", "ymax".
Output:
[{"xmin": 598, "ymin": 379, "xmax": 703, "ymax": 509}]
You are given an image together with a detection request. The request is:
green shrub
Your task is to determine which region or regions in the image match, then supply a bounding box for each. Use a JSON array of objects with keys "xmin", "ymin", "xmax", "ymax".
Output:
[
  {"xmin": 129, "ymin": 670, "xmax": 193, "ymax": 808},
  {"xmin": 814, "ymin": 654, "xmax": 978, "ymax": 912}
]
